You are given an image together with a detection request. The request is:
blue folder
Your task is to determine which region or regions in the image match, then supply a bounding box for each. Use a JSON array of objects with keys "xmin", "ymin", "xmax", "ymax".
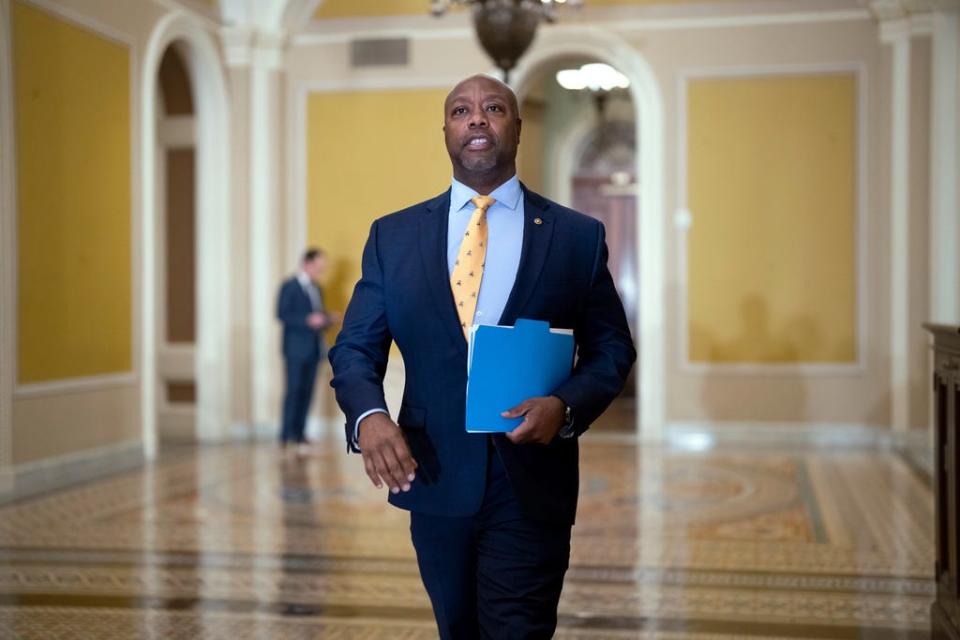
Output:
[{"xmin": 465, "ymin": 318, "xmax": 575, "ymax": 433}]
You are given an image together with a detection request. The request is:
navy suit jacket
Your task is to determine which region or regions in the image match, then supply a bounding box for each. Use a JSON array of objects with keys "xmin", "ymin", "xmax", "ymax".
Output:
[
  {"xmin": 329, "ymin": 186, "xmax": 635, "ymax": 525},
  {"xmin": 277, "ymin": 277, "xmax": 326, "ymax": 362}
]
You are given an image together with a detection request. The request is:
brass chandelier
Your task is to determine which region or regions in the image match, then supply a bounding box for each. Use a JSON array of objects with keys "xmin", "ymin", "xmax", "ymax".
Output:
[{"xmin": 431, "ymin": 0, "xmax": 582, "ymax": 82}]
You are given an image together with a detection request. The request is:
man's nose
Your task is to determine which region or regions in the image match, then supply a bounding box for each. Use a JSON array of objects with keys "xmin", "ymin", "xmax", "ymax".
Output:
[{"xmin": 468, "ymin": 111, "xmax": 488, "ymax": 128}]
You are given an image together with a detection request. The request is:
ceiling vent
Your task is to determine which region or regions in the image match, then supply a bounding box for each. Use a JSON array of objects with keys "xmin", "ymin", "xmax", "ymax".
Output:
[{"xmin": 350, "ymin": 38, "xmax": 409, "ymax": 67}]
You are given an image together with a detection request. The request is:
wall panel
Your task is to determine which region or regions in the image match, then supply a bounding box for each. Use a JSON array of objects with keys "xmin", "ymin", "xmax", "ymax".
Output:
[
  {"xmin": 305, "ymin": 89, "xmax": 450, "ymax": 315},
  {"xmin": 686, "ymin": 73, "xmax": 857, "ymax": 364},
  {"xmin": 13, "ymin": 1, "xmax": 132, "ymax": 384}
]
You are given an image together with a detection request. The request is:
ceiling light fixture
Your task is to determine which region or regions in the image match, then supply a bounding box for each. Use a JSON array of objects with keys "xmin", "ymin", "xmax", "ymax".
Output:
[{"xmin": 432, "ymin": 0, "xmax": 582, "ymax": 83}]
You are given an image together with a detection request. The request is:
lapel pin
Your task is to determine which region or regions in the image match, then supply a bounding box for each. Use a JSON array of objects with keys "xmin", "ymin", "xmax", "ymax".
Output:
[{"xmin": 534, "ymin": 217, "xmax": 543, "ymax": 225}]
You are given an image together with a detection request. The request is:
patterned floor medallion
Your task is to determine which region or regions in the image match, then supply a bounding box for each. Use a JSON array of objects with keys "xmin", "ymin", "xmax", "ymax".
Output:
[{"xmin": 0, "ymin": 428, "xmax": 934, "ymax": 639}]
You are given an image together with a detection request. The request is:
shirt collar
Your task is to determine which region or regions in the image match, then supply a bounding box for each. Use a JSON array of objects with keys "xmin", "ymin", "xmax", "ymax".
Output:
[
  {"xmin": 296, "ymin": 271, "xmax": 312, "ymax": 287},
  {"xmin": 450, "ymin": 175, "xmax": 522, "ymax": 214}
]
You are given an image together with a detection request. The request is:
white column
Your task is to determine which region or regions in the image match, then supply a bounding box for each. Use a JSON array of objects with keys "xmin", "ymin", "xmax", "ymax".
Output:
[
  {"xmin": 226, "ymin": 30, "xmax": 286, "ymax": 430},
  {"xmin": 930, "ymin": 9, "xmax": 960, "ymax": 324},
  {"xmin": 883, "ymin": 20, "xmax": 912, "ymax": 432},
  {"xmin": 0, "ymin": 0, "xmax": 16, "ymax": 493}
]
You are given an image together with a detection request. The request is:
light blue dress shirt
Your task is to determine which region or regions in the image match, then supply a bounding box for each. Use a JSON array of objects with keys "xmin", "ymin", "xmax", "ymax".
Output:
[
  {"xmin": 353, "ymin": 175, "xmax": 525, "ymax": 443},
  {"xmin": 447, "ymin": 175, "xmax": 525, "ymax": 327}
]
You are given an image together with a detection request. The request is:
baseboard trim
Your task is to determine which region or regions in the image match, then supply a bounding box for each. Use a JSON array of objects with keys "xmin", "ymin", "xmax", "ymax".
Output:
[
  {"xmin": 660, "ymin": 420, "xmax": 933, "ymax": 454},
  {"xmin": 0, "ymin": 439, "xmax": 144, "ymax": 504},
  {"xmin": 0, "ymin": 467, "xmax": 13, "ymax": 495}
]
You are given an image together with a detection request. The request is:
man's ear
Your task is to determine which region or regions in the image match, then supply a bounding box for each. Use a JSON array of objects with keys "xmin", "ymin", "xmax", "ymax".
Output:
[{"xmin": 516, "ymin": 118, "xmax": 522, "ymax": 142}]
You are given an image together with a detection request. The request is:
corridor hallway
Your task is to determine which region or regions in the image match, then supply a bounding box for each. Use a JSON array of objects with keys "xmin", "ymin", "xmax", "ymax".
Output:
[{"xmin": 0, "ymin": 432, "xmax": 933, "ymax": 639}]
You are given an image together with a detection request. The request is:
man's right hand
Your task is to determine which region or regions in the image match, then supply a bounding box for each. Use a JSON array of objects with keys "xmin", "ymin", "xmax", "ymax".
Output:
[
  {"xmin": 358, "ymin": 412, "xmax": 417, "ymax": 494},
  {"xmin": 306, "ymin": 312, "xmax": 324, "ymax": 329}
]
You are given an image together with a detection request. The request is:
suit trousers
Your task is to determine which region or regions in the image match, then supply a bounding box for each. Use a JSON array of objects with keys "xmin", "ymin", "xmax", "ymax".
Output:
[
  {"xmin": 280, "ymin": 357, "xmax": 319, "ymax": 443},
  {"xmin": 410, "ymin": 442, "xmax": 572, "ymax": 639}
]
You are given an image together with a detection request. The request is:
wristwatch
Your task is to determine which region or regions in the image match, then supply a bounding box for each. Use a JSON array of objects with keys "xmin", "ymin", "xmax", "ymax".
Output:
[{"xmin": 554, "ymin": 398, "xmax": 576, "ymax": 439}]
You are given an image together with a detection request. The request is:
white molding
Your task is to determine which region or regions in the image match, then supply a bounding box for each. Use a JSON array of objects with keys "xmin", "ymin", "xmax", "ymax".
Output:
[
  {"xmin": 143, "ymin": 12, "xmax": 233, "ymax": 455},
  {"xmin": 9, "ymin": 438, "xmax": 140, "ymax": 474},
  {"xmin": 553, "ymin": 116, "xmax": 603, "ymax": 209},
  {"xmin": 292, "ymin": 7, "xmax": 871, "ymax": 47},
  {"xmin": 222, "ymin": 26, "xmax": 286, "ymax": 70},
  {"xmin": 607, "ymin": 9, "xmax": 871, "ymax": 32},
  {"xmin": 157, "ymin": 344, "xmax": 196, "ymax": 380},
  {"xmin": 888, "ymin": 31, "xmax": 911, "ymax": 432},
  {"xmin": 14, "ymin": 373, "xmax": 138, "ymax": 398},
  {"xmin": 675, "ymin": 63, "xmax": 869, "ymax": 377},
  {"xmin": 0, "ymin": 0, "xmax": 15, "ymax": 474},
  {"xmin": 929, "ymin": 10, "xmax": 960, "ymax": 323},
  {"xmin": 909, "ymin": 11, "xmax": 936, "ymax": 35},
  {"xmin": 157, "ymin": 405, "xmax": 197, "ymax": 436},
  {"xmin": 222, "ymin": 26, "xmax": 254, "ymax": 67},
  {"xmin": 250, "ymin": 65, "xmax": 280, "ymax": 429},
  {"xmin": 511, "ymin": 27, "xmax": 667, "ymax": 439},
  {"xmin": 148, "ymin": 0, "xmax": 222, "ymax": 32},
  {"xmin": 295, "ymin": 75, "xmax": 467, "ymax": 93},
  {"xmin": 158, "ymin": 115, "xmax": 196, "ymax": 148},
  {"xmin": 294, "ymin": 26, "xmax": 471, "ymax": 46},
  {"xmin": 661, "ymin": 420, "xmax": 895, "ymax": 448},
  {"xmin": 0, "ymin": 438, "xmax": 143, "ymax": 502},
  {"xmin": 283, "ymin": 0, "xmax": 324, "ymax": 31},
  {"xmin": 289, "ymin": 83, "xmax": 306, "ymax": 274},
  {"xmin": 0, "ymin": 468, "xmax": 11, "ymax": 495}
]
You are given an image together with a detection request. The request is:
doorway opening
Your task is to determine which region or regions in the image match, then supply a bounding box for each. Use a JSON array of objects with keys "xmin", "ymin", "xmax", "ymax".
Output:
[
  {"xmin": 155, "ymin": 44, "xmax": 197, "ymax": 443},
  {"xmin": 517, "ymin": 57, "xmax": 638, "ymax": 432}
]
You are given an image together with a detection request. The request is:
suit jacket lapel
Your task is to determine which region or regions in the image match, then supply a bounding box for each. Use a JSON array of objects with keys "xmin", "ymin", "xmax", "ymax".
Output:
[
  {"xmin": 419, "ymin": 189, "xmax": 467, "ymax": 354},
  {"xmin": 499, "ymin": 186, "xmax": 555, "ymax": 326}
]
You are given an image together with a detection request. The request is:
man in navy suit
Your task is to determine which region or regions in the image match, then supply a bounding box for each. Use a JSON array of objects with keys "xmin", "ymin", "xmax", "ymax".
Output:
[
  {"xmin": 277, "ymin": 248, "xmax": 337, "ymax": 450},
  {"xmin": 329, "ymin": 75, "xmax": 635, "ymax": 638}
]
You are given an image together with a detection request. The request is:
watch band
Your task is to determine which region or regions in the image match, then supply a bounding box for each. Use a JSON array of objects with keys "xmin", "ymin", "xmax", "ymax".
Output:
[{"xmin": 556, "ymin": 401, "xmax": 576, "ymax": 439}]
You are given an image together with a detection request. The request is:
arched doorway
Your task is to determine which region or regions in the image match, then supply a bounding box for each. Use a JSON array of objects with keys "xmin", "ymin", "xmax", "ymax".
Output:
[
  {"xmin": 512, "ymin": 30, "xmax": 666, "ymax": 439},
  {"xmin": 141, "ymin": 15, "xmax": 231, "ymax": 458},
  {"xmin": 516, "ymin": 58, "xmax": 639, "ymax": 432},
  {"xmin": 155, "ymin": 44, "xmax": 198, "ymax": 442}
]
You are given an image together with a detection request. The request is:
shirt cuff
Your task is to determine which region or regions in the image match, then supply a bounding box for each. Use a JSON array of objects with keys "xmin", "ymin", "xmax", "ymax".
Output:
[{"xmin": 353, "ymin": 408, "xmax": 389, "ymax": 450}]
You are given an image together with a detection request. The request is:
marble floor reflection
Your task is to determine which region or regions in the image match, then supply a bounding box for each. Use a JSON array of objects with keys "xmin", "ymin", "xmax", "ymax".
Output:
[{"xmin": 0, "ymin": 428, "xmax": 934, "ymax": 639}]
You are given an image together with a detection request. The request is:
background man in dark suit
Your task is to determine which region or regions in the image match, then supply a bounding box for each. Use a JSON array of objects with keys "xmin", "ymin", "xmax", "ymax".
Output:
[
  {"xmin": 277, "ymin": 248, "xmax": 337, "ymax": 452},
  {"xmin": 329, "ymin": 75, "xmax": 635, "ymax": 638}
]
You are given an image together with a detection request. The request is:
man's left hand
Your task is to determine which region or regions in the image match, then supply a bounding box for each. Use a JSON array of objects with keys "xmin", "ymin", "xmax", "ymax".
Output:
[{"xmin": 501, "ymin": 396, "xmax": 565, "ymax": 445}]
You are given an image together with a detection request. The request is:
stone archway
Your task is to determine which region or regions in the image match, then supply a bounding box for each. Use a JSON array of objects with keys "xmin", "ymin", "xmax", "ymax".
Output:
[
  {"xmin": 141, "ymin": 14, "xmax": 232, "ymax": 458},
  {"xmin": 512, "ymin": 28, "xmax": 666, "ymax": 439}
]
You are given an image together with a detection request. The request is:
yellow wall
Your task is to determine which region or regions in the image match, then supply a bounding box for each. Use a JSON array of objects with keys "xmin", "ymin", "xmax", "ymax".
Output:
[
  {"xmin": 13, "ymin": 1, "xmax": 132, "ymax": 383},
  {"xmin": 306, "ymin": 89, "xmax": 450, "ymax": 316},
  {"xmin": 314, "ymin": 0, "xmax": 437, "ymax": 19},
  {"xmin": 517, "ymin": 99, "xmax": 545, "ymax": 194},
  {"xmin": 313, "ymin": 0, "xmax": 736, "ymax": 19},
  {"xmin": 687, "ymin": 74, "xmax": 857, "ymax": 364}
]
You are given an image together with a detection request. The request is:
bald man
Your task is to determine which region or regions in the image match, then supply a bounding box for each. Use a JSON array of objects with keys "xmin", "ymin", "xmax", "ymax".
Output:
[{"xmin": 330, "ymin": 74, "xmax": 635, "ymax": 639}]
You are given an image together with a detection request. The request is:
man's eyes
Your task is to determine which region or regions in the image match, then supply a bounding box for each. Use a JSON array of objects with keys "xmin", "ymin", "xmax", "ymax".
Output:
[{"xmin": 450, "ymin": 103, "xmax": 505, "ymax": 116}]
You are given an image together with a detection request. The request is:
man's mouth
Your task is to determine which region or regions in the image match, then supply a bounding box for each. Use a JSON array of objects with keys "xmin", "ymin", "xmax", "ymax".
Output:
[{"xmin": 465, "ymin": 135, "xmax": 492, "ymax": 150}]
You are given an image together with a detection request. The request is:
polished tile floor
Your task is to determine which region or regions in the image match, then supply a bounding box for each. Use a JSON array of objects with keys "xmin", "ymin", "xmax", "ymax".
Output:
[{"xmin": 0, "ymin": 428, "xmax": 934, "ymax": 639}]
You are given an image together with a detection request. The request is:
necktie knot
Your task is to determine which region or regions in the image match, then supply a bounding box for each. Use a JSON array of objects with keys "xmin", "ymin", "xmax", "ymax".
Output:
[{"xmin": 471, "ymin": 195, "xmax": 496, "ymax": 212}]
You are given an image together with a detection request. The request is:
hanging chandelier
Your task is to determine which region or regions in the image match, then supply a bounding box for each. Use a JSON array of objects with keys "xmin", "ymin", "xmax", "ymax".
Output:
[{"xmin": 431, "ymin": 0, "xmax": 582, "ymax": 83}]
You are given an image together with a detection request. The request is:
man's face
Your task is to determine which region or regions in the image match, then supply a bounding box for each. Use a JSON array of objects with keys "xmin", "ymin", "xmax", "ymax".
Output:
[
  {"xmin": 304, "ymin": 256, "xmax": 326, "ymax": 280},
  {"xmin": 443, "ymin": 76, "xmax": 521, "ymax": 178}
]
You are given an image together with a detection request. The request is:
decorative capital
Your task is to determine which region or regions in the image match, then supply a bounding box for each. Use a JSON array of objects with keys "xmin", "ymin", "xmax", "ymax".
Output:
[
  {"xmin": 869, "ymin": 0, "xmax": 960, "ymax": 20},
  {"xmin": 221, "ymin": 27, "xmax": 286, "ymax": 70}
]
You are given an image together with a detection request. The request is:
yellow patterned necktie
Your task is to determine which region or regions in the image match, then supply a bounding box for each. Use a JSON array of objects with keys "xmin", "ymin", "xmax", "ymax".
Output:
[{"xmin": 451, "ymin": 195, "xmax": 496, "ymax": 339}]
